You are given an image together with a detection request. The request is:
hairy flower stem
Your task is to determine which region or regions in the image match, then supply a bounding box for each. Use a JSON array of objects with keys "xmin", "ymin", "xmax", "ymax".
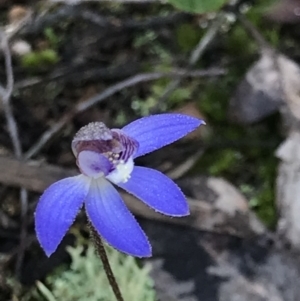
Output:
[{"xmin": 88, "ymin": 221, "xmax": 125, "ymax": 301}]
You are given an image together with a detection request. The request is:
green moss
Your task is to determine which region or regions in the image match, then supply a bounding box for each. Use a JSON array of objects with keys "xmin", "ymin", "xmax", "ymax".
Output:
[
  {"xmin": 44, "ymin": 28, "xmax": 60, "ymax": 49},
  {"xmin": 226, "ymin": 25, "xmax": 258, "ymax": 57},
  {"xmin": 241, "ymin": 180, "xmax": 276, "ymax": 229},
  {"xmin": 198, "ymin": 82, "xmax": 230, "ymax": 122},
  {"xmin": 131, "ymin": 80, "xmax": 193, "ymax": 116},
  {"xmin": 246, "ymin": 3, "xmax": 281, "ymax": 48},
  {"xmin": 21, "ymin": 49, "xmax": 59, "ymax": 71},
  {"xmin": 176, "ymin": 23, "xmax": 203, "ymax": 52},
  {"xmin": 208, "ymin": 149, "xmax": 242, "ymax": 175},
  {"xmin": 194, "ymin": 119, "xmax": 279, "ymax": 228},
  {"xmin": 133, "ymin": 30, "xmax": 157, "ymax": 48},
  {"xmin": 193, "ymin": 66, "xmax": 280, "ymax": 228}
]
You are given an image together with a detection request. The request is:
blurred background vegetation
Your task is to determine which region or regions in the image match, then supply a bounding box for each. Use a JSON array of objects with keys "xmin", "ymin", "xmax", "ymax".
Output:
[{"xmin": 0, "ymin": 0, "xmax": 299, "ymax": 300}]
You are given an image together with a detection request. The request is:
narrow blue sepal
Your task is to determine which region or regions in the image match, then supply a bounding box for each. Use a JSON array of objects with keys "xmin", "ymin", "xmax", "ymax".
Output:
[
  {"xmin": 85, "ymin": 178, "xmax": 152, "ymax": 257},
  {"xmin": 122, "ymin": 113, "xmax": 205, "ymax": 157},
  {"xmin": 35, "ymin": 175, "xmax": 90, "ymax": 256},
  {"xmin": 118, "ymin": 166, "xmax": 189, "ymax": 216}
]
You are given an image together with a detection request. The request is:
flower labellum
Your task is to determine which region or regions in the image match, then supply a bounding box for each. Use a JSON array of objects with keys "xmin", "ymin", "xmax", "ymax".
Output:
[{"xmin": 35, "ymin": 114, "xmax": 205, "ymax": 257}]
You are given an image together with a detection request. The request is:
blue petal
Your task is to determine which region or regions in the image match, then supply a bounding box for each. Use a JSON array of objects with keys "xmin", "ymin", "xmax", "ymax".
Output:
[
  {"xmin": 85, "ymin": 178, "xmax": 151, "ymax": 257},
  {"xmin": 117, "ymin": 166, "xmax": 189, "ymax": 216},
  {"xmin": 77, "ymin": 150, "xmax": 112, "ymax": 177},
  {"xmin": 122, "ymin": 114, "xmax": 205, "ymax": 157},
  {"xmin": 35, "ymin": 175, "xmax": 90, "ymax": 256}
]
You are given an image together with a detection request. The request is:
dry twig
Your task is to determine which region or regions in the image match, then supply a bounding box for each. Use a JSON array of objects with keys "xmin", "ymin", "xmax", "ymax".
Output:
[
  {"xmin": 0, "ymin": 31, "xmax": 28, "ymax": 277},
  {"xmin": 0, "ymin": 155, "xmax": 264, "ymax": 239},
  {"xmin": 24, "ymin": 68, "xmax": 224, "ymax": 159},
  {"xmin": 15, "ymin": 67, "xmax": 224, "ymax": 90},
  {"xmin": 22, "ymin": 7, "xmax": 188, "ymax": 35}
]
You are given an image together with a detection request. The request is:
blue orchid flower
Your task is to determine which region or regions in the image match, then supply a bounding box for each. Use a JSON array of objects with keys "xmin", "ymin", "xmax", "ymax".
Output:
[{"xmin": 35, "ymin": 114, "xmax": 204, "ymax": 257}]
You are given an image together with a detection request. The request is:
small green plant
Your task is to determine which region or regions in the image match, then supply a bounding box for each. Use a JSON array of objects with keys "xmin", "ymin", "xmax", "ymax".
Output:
[
  {"xmin": 35, "ymin": 241, "xmax": 156, "ymax": 301},
  {"xmin": 133, "ymin": 30, "xmax": 157, "ymax": 48},
  {"xmin": 21, "ymin": 49, "xmax": 59, "ymax": 71},
  {"xmin": 208, "ymin": 149, "xmax": 242, "ymax": 175},
  {"xmin": 21, "ymin": 28, "xmax": 61, "ymax": 72},
  {"xmin": 166, "ymin": 0, "xmax": 229, "ymax": 13},
  {"xmin": 176, "ymin": 23, "xmax": 202, "ymax": 52},
  {"xmin": 131, "ymin": 84, "xmax": 192, "ymax": 116},
  {"xmin": 44, "ymin": 28, "xmax": 60, "ymax": 49}
]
